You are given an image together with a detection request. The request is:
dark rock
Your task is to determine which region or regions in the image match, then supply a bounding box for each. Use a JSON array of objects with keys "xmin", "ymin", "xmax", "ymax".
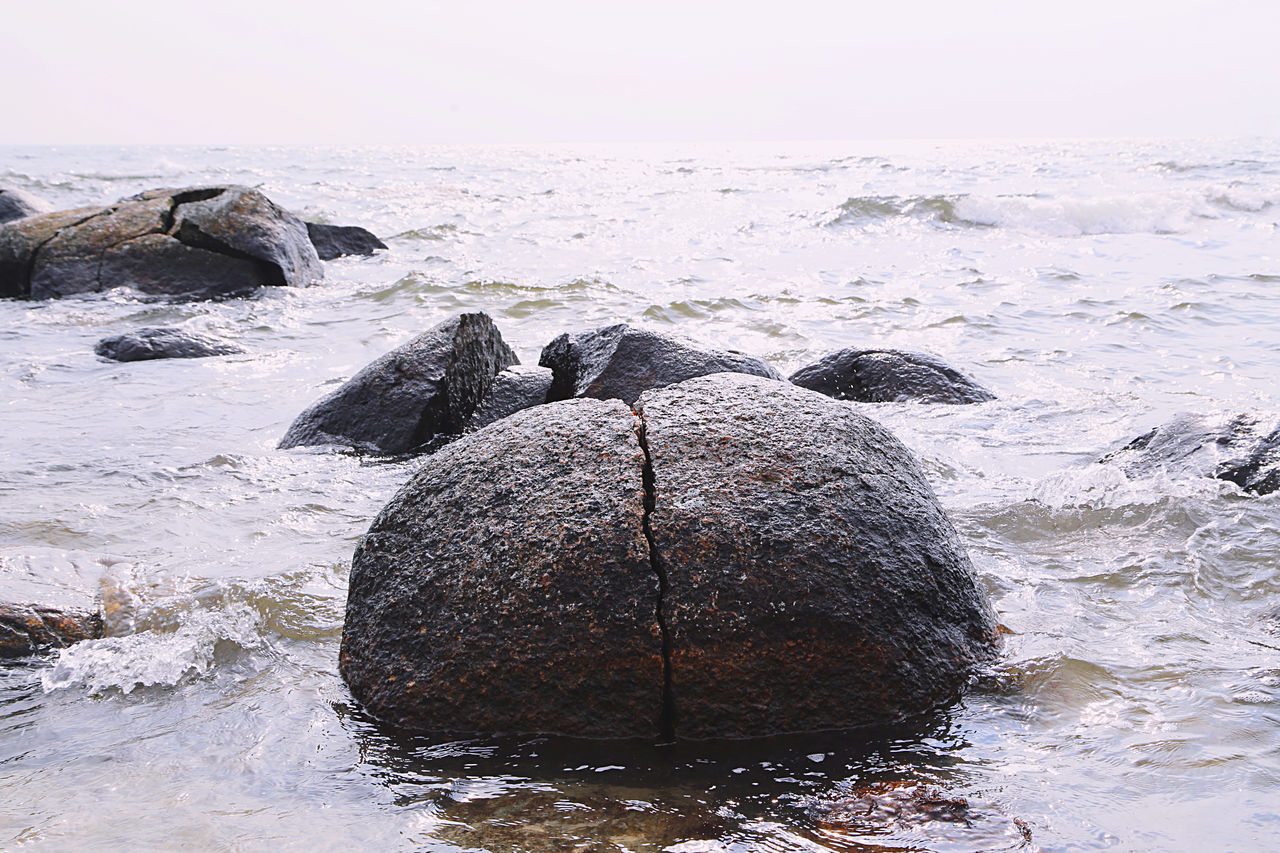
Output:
[
  {"xmin": 95, "ymin": 327, "xmax": 244, "ymax": 362},
  {"xmin": 340, "ymin": 398, "xmax": 663, "ymax": 737},
  {"xmin": 789, "ymin": 347, "xmax": 995, "ymax": 404},
  {"xmin": 0, "ymin": 602, "xmax": 102, "ymax": 658},
  {"xmin": 305, "ymin": 222, "xmax": 387, "ymax": 260},
  {"xmin": 0, "ymin": 187, "xmax": 51, "ymax": 224},
  {"xmin": 465, "ymin": 365, "xmax": 554, "ymax": 431},
  {"xmin": 0, "ymin": 185, "xmax": 321, "ymax": 299},
  {"xmin": 539, "ymin": 323, "xmax": 783, "ymax": 406},
  {"xmin": 1101, "ymin": 412, "xmax": 1280, "ymax": 495},
  {"xmin": 340, "ymin": 371, "xmax": 999, "ymax": 739},
  {"xmin": 636, "ymin": 373, "xmax": 1000, "ymax": 738},
  {"xmin": 279, "ymin": 312, "xmax": 518, "ymax": 454}
]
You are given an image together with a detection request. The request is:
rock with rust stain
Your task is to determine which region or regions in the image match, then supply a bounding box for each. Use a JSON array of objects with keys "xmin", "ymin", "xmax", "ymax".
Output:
[
  {"xmin": 340, "ymin": 397, "xmax": 663, "ymax": 736},
  {"xmin": 279, "ymin": 312, "xmax": 518, "ymax": 455},
  {"xmin": 341, "ymin": 372, "xmax": 998, "ymax": 739},
  {"xmin": 0, "ymin": 603, "xmax": 103, "ymax": 657},
  {"xmin": 1101, "ymin": 411, "xmax": 1280, "ymax": 495},
  {"xmin": 540, "ymin": 323, "xmax": 783, "ymax": 406},
  {"xmin": 304, "ymin": 222, "xmax": 387, "ymax": 260},
  {"xmin": 789, "ymin": 347, "xmax": 995, "ymax": 404},
  {"xmin": 0, "ymin": 185, "xmax": 322, "ymax": 299}
]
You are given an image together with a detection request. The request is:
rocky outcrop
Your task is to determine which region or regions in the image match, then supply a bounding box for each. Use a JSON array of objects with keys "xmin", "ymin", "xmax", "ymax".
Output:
[
  {"xmin": 465, "ymin": 365, "xmax": 554, "ymax": 431},
  {"xmin": 0, "ymin": 603, "xmax": 103, "ymax": 658},
  {"xmin": 539, "ymin": 324, "xmax": 783, "ymax": 405},
  {"xmin": 0, "ymin": 186, "xmax": 322, "ymax": 299},
  {"xmin": 340, "ymin": 372, "xmax": 999, "ymax": 739},
  {"xmin": 305, "ymin": 222, "xmax": 387, "ymax": 260},
  {"xmin": 279, "ymin": 312, "xmax": 518, "ymax": 455},
  {"xmin": 789, "ymin": 347, "xmax": 995, "ymax": 404},
  {"xmin": 0, "ymin": 187, "xmax": 51, "ymax": 224},
  {"xmin": 1102, "ymin": 412, "xmax": 1280, "ymax": 495},
  {"xmin": 95, "ymin": 327, "xmax": 244, "ymax": 362},
  {"xmin": 340, "ymin": 398, "xmax": 662, "ymax": 737}
]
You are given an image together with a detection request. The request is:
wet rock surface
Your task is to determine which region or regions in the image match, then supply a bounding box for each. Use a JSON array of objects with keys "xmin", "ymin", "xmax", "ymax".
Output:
[
  {"xmin": 0, "ymin": 185, "xmax": 321, "ymax": 299},
  {"xmin": 1102, "ymin": 412, "xmax": 1280, "ymax": 495},
  {"xmin": 465, "ymin": 364, "xmax": 554, "ymax": 431},
  {"xmin": 95, "ymin": 327, "xmax": 244, "ymax": 362},
  {"xmin": 280, "ymin": 312, "xmax": 518, "ymax": 454},
  {"xmin": 638, "ymin": 373, "xmax": 999, "ymax": 738},
  {"xmin": 789, "ymin": 347, "xmax": 995, "ymax": 404},
  {"xmin": 340, "ymin": 398, "xmax": 663, "ymax": 737},
  {"xmin": 305, "ymin": 222, "xmax": 387, "ymax": 260},
  {"xmin": 0, "ymin": 603, "xmax": 103, "ymax": 658},
  {"xmin": 342, "ymin": 371, "xmax": 999, "ymax": 739},
  {"xmin": 0, "ymin": 186, "xmax": 51, "ymax": 224},
  {"xmin": 539, "ymin": 323, "xmax": 783, "ymax": 405}
]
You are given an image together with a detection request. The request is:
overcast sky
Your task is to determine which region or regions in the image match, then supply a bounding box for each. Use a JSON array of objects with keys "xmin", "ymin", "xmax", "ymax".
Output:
[{"xmin": 3, "ymin": 0, "xmax": 1277, "ymax": 144}]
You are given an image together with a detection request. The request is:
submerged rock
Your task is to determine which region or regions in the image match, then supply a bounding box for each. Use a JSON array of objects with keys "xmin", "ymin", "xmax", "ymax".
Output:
[
  {"xmin": 539, "ymin": 323, "xmax": 782, "ymax": 405},
  {"xmin": 789, "ymin": 347, "xmax": 995, "ymax": 404},
  {"xmin": 0, "ymin": 186, "xmax": 51, "ymax": 224},
  {"xmin": 0, "ymin": 186, "xmax": 322, "ymax": 299},
  {"xmin": 341, "ymin": 371, "xmax": 999, "ymax": 739},
  {"xmin": 465, "ymin": 364, "xmax": 554, "ymax": 431},
  {"xmin": 1102, "ymin": 412, "xmax": 1280, "ymax": 495},
  {"xmin": 279, "ymin": 312, "xmax": 518, "ymax": 455},
  {"xmin": 305, "ymin": 222, "xmax": 387, "ymax": 260},
  {"xmin": 340, "ymin": 398, "xmax": 662, "ymax": 737},
  {"xmin": 0, "ymin": 602, "xmax": 102, "ymax": 658},
  {"xmin": 95, "ymin": 327, "xmax": 244, "ymax": 362}
]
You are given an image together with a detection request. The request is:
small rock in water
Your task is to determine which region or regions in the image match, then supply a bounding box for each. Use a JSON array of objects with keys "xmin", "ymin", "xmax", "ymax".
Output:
[
  {"xmin": 465, "ymin": 364, "xmax": 554, "ymax": 431},
  {"xmin": 305, "ymin": 222, "xmax": 387, "ymax": 260},
  {"xmin": 539, "ymin": 323, "xmax": 782, "ymax": 405},
  {"xmin": 0, "ymin": 186, "xmax": 51, "ymax": 224},
  {"xmin": 95, "ymin": 327, "xmax": 244, "ymax": 362},
  {"xmin": 789, "ymin": 347, "xmax": 995, "ymax": 404},
  {"xmin": 0, "ymin": 602, "xmax": 103, "ymax": 658},
  {"xmin": 1101, "ymin": 411, "xmax": 1280, "ymax": 495}
]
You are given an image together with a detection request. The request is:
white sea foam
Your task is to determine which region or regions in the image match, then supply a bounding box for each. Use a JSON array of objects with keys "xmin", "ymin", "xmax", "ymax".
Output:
[{"xmin": 952, "ymin": 192, "xmax": 1209, "ymax": 236}]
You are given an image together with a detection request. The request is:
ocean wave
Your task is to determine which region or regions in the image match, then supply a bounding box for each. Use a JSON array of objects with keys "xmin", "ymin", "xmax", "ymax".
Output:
[{"xmin": 826, "ymin": 194, "xmax": 963, "ymax": 226}]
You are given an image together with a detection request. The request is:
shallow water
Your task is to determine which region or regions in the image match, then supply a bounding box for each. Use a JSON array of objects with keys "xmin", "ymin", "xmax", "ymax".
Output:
[{"xmin": 2, "ymin": 139, "xmax": 1279, "ymax": 851}]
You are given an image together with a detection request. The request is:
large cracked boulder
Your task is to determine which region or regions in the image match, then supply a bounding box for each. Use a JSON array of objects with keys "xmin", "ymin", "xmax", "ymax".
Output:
[
  {"xmin": 1101, "ymin": 412, "xmax": 1280, "ymax": 495},
  {"xmin": 280, "ymin": 312, "xmax": 518, "ymax": 455},
  {"xmin": 540, "ymin": 323, "xmax": 783, "ymax": 405},
  {"xmin": 95, "ymin": 327, "xmax": 244, "ymax": 362},
  {"xmin": 341, "ymin": 372, "xmax": 999, "ymax": 739},
  {"xmin": 789, "ymin": 348, "xmax": 995, "ymax": 404},
  {"xmin": 0, "ymin": 186, "xmax": 322, "ymax": 299},
  {"xmin": 0, "ymin": 186, "xmax": 50, "ymax": 224}
]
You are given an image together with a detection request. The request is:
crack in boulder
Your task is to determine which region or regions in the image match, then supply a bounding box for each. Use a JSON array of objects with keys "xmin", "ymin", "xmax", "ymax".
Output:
[{"xmin": 636, "ymin": 415, "xmax": 676, "ymax": 740}]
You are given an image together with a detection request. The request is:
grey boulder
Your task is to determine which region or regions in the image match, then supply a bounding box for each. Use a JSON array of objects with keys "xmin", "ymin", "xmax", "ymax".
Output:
[
  {"xmin": 465, "ymin": 365, "xmax": 554, "ymax": 431},
  {"xmin": 279, "ymin": 312, "xmax": 518, "ymax": 455},
  {"xmin": 95, "ymin": 327, "xmax": 244, "ymax": 362},
  {"xmin": 539, "ymin": 323, "xmax": 783, "ymax": 406},
  {"xmin": 1102, "ymin": 412, "xmax": 1280, "ymax": 495},
  {"xmin": 789, "ymin": 347, "xmax": 995, "ymax": 404},
  {"xmin": 0, "ymin": 186, "xmax": 51, "ymax": 224},
  {"xmin": 305, "ymin": 222, "xmax": 387, "ymax": 260},
  {"xmin": 0, "ymin": 186, "xmax": 322, "ymax": 299}
]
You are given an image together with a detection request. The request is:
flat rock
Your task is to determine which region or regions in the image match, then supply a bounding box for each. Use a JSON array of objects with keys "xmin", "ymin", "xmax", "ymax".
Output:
[
  {"xmin": 95, "ymin": 327, "xmax": 244, "ymax": 362},
  {"xmin": 0, "ymin": 603, "xmax": 102, "ymax": 658},
  {"xmin": 539, "ymin": 323, "xmax": 783, "ymax": 406},
  {"xmin": 465, "ymin": 364, "xmax": 554, "ymax": 431},
  {"xmin": 305, "ymin": 222, "xmax": 387, "ymax": 260},
  {"xmin": 789, "ymin": 347, "xmax": 995, "ymax": 404},
  {"xmin": 0, "ymin": 186, "xmax": 51, "ymax": 224},
  {"xmin": 279, "ymin": 312, "xmax": 518, "ymax": 454},
  {"xmin": 0, "ymin": 186, "xmax": 321, "ymax": 299},
  {"xmin": 1102, "ymin": 412, "xmax": 1280, "ymax": 495},
  {"xmin": 340, "ymin": 397, "xmax": 662, "ymax": 736}
]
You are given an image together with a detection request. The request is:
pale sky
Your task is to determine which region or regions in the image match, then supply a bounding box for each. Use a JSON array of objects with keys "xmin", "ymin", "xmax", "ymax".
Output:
[{"xmin": 3, "ymin": 0, "xmax": 1277, "ymax": 144}]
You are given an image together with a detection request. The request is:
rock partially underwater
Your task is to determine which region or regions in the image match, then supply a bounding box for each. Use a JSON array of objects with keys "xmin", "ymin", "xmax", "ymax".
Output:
[
  {"xmin": 1102, "ymin": 412, "xmax": 1280, "ymax": 495},
  {"xmin": 0, "ymin": 185, "xmax": 322, "ymax": 299},
  {"xmin": 95, "ymin": 327, "xmax": 244, "ymax": 362},
  {"xmin": 304, "ymin": 222, "xmax": 387, "ymax": 260},
  {"xmin": 0, "ymin": 603, "xmax": 102, "ymax": 658},
  {"xmin": 0, "ymin": 186, "xmax": 50, "ymax": 224},
  {"xmin": 340, "ymin": 372, "xmax": 999, "ymax": 739},
  {"xmin": 789, "ymin": 347, "xmax": 995, "ymax": 404}
]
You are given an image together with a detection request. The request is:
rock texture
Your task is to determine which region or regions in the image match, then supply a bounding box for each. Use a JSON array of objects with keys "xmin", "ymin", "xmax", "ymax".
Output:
[
  {"xmin": 465, "ymin": 365, "xmax": 554, "ymax": 431},
  {"xmin": 341, "ymin": 371, "xmax": 999, "ymax": 739},
  {"xmin": 540, "ymin": 324, "xmax": 783, "ymax": 405},
  {"xmin": 279, "ymin": 312, "xmax": 518, "ymax": 454},
  {"xmin": 637, "ymin": 373, "xmax": 999, "ymax": 738},
  {"xmin": 0, "ymin": 186, "xmax": 322, "ymax": 299},
  {"xmin": 789, "ymin": 348, "xmax": 995, "ymax": 404},
  {"xmin": 340, "ymin": 398, "xmax": 663, "ymax": 737},
  {"xmin": 0, "ymin": 187, "xmax": 51, "ymax": 224},
  {"xmin": 305, "ymin": 222, "xmax": 387, "ymax": 260},
  {"xmin": 95, "ymin": 327, "xmax": 244, "ymax": 362},
  {"xmin": 0, "ymin": 603, "xmax": 102, "ymax": 657},
  {"xmin": 1102, "ymin": 412, "xmax": 1280, "ymax": 495}
]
